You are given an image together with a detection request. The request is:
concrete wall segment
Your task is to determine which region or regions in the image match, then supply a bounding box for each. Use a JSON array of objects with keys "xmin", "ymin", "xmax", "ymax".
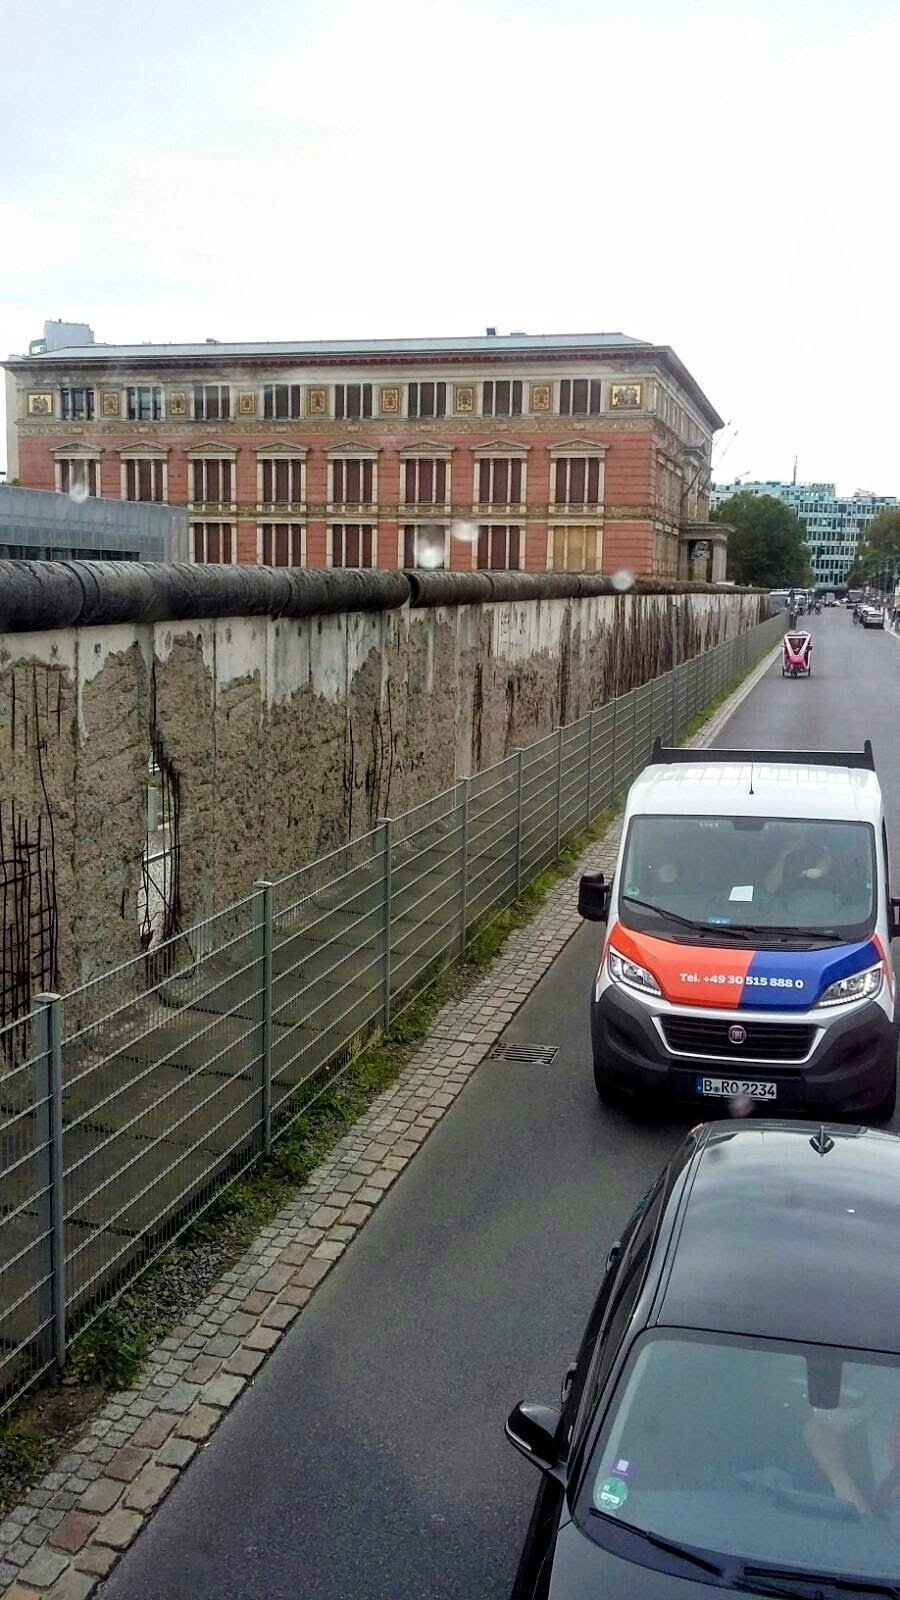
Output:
[{"xmin": 0, "ymin": 581, "xmax": 766, "ymax": 1020}]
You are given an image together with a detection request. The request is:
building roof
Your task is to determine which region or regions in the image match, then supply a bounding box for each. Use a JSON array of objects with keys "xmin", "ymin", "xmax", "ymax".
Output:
[
  {"xmin": 6, "ymin": 330, "xmax": 725, "ymax": 430},
  {"xmin": 657, "ymin": 1122, "xmax": 900, "ymax": 1352},
  {"xmin": 15, "ymin": 331, "xmax": 649, "ymax": 361},
  {"xmin": 627, "ymin": 757, "xmax": 883, "ymax": 826}
]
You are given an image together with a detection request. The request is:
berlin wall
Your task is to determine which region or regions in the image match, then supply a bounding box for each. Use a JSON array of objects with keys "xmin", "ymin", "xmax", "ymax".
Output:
[{"xmin": 0, "ymin": 562, "xmax": 766, "ymax": 1019}]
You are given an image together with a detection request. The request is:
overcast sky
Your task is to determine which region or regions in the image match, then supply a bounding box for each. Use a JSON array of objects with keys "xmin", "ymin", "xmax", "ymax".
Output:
[{"xmin": 3, "ymin": 0, "xmax": 897, "ymax": 493}]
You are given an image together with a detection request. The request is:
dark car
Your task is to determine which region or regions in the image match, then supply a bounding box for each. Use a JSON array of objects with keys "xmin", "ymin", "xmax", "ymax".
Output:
[{"xmin": 505, "ymin": 1121, "xmax": 900, "ymax": 1599}]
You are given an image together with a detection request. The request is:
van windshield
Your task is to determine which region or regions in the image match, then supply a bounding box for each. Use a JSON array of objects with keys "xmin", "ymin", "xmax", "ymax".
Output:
[{"xmin": 619, "ymin": 815, "xmax": 876, "ymax": 943}]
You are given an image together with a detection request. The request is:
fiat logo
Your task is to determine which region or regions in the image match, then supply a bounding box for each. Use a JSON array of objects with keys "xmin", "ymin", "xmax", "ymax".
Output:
[{"xmin": 728, "ymin": 1024, "xmax": 747, "ymax": 1045}]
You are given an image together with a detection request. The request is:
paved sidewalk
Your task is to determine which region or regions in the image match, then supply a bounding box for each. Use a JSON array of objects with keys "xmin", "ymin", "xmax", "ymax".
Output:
[{"xmin": 0, "ymin": 642, "xmax": 779, "ymax": 1600}]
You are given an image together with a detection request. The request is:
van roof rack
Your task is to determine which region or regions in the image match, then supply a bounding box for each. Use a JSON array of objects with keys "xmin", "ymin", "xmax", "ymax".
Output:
[{"xmin": 650, "ymin": 739, "xmax": 875, "ymax": 771}]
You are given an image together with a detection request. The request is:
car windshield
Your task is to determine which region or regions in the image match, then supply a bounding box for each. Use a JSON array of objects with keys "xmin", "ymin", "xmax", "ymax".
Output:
[
  {"xmin": 578, "ymin": 1331, "xmax": 900, "ymax": 1583},
  {"xmin": 619, "ymin": 815, "xmax": 876, "ymax": 942}
]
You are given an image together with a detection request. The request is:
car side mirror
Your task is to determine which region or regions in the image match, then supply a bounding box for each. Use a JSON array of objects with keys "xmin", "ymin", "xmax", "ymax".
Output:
[
  {"xmin": 505, "ymin": 1402, "xmax": 565, "ymax": 1481},
  {"xmin": 578, "ymin": 872, "xmax": 611, "ymax": 923}
]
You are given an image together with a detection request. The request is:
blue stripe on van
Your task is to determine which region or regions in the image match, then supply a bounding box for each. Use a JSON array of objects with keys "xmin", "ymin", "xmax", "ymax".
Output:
[{"xmin": 739, "ymin": 938, "xmax": 880, "ymax": 1011}]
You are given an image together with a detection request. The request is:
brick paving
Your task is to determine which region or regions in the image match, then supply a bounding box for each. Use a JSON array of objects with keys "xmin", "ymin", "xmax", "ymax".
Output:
[{"xmin": 0, "ymin": 643, "xmax": 778, "ymax": 1597}]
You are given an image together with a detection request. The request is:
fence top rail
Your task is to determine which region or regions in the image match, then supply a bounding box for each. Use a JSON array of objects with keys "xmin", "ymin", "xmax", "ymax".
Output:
[
  {"xmin": 270, "ymin": 825, "xmax": 382, "ymax": 891},
  {"xmin": 63, "ymin": 891, "xmax": 259, "ymax": 1006}
]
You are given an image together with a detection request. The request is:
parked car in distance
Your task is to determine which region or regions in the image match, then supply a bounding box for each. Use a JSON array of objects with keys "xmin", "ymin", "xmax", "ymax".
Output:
[
  {"xmin": 862, "ymin": 605, "xmax": 886, "ymax": 629},
  {"xmin": 506, "ymin": 1120, "xmax": 900, "ymax": 1600}
]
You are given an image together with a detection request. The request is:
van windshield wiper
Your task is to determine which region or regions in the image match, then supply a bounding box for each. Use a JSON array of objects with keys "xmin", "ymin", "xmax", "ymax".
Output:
[
  {"xmin": 621, "ymin": 896, "xmax": 749, "ymax": 938},
  {"xmin": 588, "ymin": 1510, "xmax": 724, "ymax": 1576},
  {"xmin": 722, "ymin": 923, "xmax": 842, "ymax": 943},
  {"xmin": 734, "ymin": 1565, "xmax": 900, "ymax": 1600}
]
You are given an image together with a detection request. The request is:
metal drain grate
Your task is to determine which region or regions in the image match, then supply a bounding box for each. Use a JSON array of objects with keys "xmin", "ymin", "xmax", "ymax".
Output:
[{"xmin": 488, "ymin": 1042, "xmax": 560, "ymax": 1065}]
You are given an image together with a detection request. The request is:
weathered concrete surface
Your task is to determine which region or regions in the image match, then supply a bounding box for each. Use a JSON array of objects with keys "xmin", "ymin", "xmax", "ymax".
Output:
[{"xmin": 0, "ymin": 587, "xmax": 765, "ymax": 1009}]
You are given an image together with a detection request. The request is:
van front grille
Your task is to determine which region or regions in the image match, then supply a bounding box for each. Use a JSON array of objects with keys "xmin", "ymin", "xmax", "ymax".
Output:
[{"xmin": 660, "ymin": 1017, "xmax": 815, "ymax": 1063}]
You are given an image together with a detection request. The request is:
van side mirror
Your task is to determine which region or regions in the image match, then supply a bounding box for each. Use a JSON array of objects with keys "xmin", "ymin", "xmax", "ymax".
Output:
[
  {"xmin": 578, "ymin": 872, "xmax": 611, "ymax": 922},
  {"xmin": 505, "ymin": 1402, "xmax": 565, "ymax": 1481},
  {"xmin": 891, "ymin": 897, "xmax": 900, "ymax": 939}
]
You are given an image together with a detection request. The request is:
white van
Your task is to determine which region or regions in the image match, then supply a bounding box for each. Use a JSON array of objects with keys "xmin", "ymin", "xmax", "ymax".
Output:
[{"xmin": 578, "ymin": 741, "xmax": 898, "ymax": 1119}]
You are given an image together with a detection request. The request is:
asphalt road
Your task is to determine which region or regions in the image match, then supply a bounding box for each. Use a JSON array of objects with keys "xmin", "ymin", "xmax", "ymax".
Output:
[{"xmin": 102, "ymin": 606, "xmax": 899, "ymax": 1600}]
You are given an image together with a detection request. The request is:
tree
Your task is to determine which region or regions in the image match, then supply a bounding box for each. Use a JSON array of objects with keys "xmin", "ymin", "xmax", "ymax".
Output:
[
  {"xmin": 712, "ymin": 492, "xmax": 812, "ymax": 588},
  {"xmin": 853, "ymin": 508, "xmax": 900, "ymax": 572}
]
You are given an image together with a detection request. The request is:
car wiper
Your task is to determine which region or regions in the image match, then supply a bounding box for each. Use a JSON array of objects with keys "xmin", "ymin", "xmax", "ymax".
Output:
[
  {"xmin": 621, "ymin": 896, "xmax": 748, "ymax": 937},
  {"xmin": 735, "ymin": 1566, "xmax": 900, "ymax": 1600},
  {"xmin": 589, "ymin": 1509, "xmax": 724, "ymax": 1576},
  {"xmin": 720, "ymin": 923, "xmax": 842, "ymax": 943}
]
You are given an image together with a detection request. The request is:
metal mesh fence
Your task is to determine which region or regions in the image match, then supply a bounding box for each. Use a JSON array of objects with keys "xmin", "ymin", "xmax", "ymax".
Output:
[{"xmin": 0, "ymin": 610, "xmax": 784, "ymax": 1413}]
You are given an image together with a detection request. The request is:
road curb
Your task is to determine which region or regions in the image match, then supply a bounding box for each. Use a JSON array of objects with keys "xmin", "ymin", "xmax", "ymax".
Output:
[{"xmin": 0, "ymin": 654, "xmax": 775, "ymax": 1599}]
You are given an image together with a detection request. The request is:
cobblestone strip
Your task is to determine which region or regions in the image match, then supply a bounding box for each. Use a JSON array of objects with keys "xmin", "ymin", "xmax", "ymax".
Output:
[{"xmin": 0, "ymin": 660, "xmax": 773, "ymax": 1599}]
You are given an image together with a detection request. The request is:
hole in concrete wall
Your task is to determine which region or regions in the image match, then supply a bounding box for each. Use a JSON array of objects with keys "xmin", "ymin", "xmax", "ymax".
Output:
[{"xmin": 139, "ymin": 667, "xmax": 183, "ymax": 958}]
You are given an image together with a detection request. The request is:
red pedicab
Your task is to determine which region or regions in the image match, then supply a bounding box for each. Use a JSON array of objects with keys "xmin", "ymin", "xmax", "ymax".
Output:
[{"xmin": 782, "ymin": 630, "xmax": 813, "ymax": 678}]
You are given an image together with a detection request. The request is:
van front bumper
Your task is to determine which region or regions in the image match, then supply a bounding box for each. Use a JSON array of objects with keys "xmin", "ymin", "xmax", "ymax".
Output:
[{"xmin": 591, "ymin": 986, "xmax": 897, "ymax": 1115}]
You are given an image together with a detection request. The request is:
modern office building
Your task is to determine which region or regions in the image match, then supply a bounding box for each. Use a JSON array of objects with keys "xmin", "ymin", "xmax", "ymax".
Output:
[
  {"xmin": 4, "ymin": 327, "xmax": 725, "ymax": 579},
  {"xmin": 710, "ymin": 479, "xmax": 900, "ymax": 589},
  {"xmin": 0, "ymin": 485, "xmax": 187, "ymax": 563}
]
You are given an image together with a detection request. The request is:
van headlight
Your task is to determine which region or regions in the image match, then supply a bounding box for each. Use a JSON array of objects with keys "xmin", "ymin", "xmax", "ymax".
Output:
[
  {"xmin": 816, "ymin": 963, "xmax": 882, "ymax": 1008},
  {"xmin": 608, "ymin": 947, "xmax": 662, "ymax": 998}
]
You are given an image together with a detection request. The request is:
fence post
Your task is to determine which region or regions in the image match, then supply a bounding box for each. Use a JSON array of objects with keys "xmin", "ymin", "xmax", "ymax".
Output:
[
  {"xmin": 555, "ymin": 724, "xmax": 564, "ymax": 858},
  {"xmin": 585, "ymin": 708, "xmax": 596, "ymax": 827},
  {"xmin": 610, "ymin": 696, "xmax": 618, "ymax": 801},
  {"xmin": 670, "ymin": 598, "xmax": 680, "ymax": 744},
  {"xmin": 377, "ymin": 817, "xmax": 393, "ymax": 1027},
  {"xmin": 513, "ymin": 749, "xmax": 525, "ymax": 897},
  {"xmin": 33, "ymin": 993, "xmax": 66, "ymax": 1377},
  {"xmin": 252, "ymin": 882, "xmax": 274, "ymax": 1157},
  {"xmin": 457, "ymin": 777, "xmax": 469, "ymax": 958},
  {"xmin": 631, "ymin": 688, "xmax": 639, "ymax": 779}
]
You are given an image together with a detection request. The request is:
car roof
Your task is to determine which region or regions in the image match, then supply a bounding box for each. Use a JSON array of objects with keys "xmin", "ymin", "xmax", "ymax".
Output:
[
  {"xmin": 625, "ymin": 760, "xmax": 882, "ymax": 826},
  {"xmin": 654, "ymin": 1122, "xmax": 900, "ymax": 1353}
]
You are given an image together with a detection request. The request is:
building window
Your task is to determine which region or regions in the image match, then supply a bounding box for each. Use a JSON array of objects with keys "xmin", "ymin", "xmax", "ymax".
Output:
[
  {"xmin": 482, "ymin": 379, "xmax": 523, "ymax": 417},
  {"xmin": 191, "ymin": 458, "xmax": 234, "ymax": 504},
  {"xmin": 334, "ymin": 383, "xmax": 372, "ymax": 419},
  {"xmin": 403, "ymin": 458, "xmax": 448, "ymax": 505},
  {"xmin": 61, "ymin": 387, "xmax": 95, "ymax": 421},
  {"xmin": 331, "ymin": 458, "xmax": 375, "ymax": 504},
  {"xmin": 330, "ymin": 524, "xmax": 374, "ymax": 567},
  {"xmin": 407, "ymin": 381, "xmax": 446, "ymax": 419},
  {"xmin": 402, "ymin": 525, "xmax": 447, "ymax": 569},
  {"xmin": 475, "ymin": 457, "xmax": 523, "ymax": 506},
  {"xmin": 262, "ymin": 384, "xmax": 302, "ymax": 420},
  {"xmin": 477, "ymin": 525, "xmax": 521, "ymax": 569},
  {"xmin": 549, "ymin": 526, "xmax": 600, "ymax": 571},
  {"xmin": 259, "ymin": 458, "xmax": 304, "ymax": 503},
  {"xmin": 259, "ymin": 524, "xmax": 304, "ymax": 565},
  {"xmin": 58, "ymin": 459, "xmax": 99, "ymax": 497},
  {"xmin": 559, "ymin": 379, "xmax": 602, "ymax": 416},
  {"xmin": 126, "ymin": 386, "xmax": 163, "ymax": 421},
  {"xmin": 192, "ymin": 523, "xmax": 233, "ymax": 563},
  {"xmin": 124, "ymin": 458, "xmax": 166, "ymax": 502},
  {"xmin": 193, "ymin": 384, "xmax": 231, "ymax": 421},
  {"xmin": 553, "ymin": 457, "xmax": 602, "ymax": 507}
]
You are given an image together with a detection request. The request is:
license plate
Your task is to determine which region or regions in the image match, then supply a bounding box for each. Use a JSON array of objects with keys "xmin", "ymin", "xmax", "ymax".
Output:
[{"xmin": 697, "ymin": 1077, "xmax": 777, "ymax": 1100}]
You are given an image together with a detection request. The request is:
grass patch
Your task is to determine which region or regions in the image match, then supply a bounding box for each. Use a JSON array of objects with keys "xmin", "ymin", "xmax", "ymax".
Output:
[
  {"xmin": 0, "ymin": 1421, "xmax": 54, "ymax": 1517},
  {"xmin": 64, "ymin": 1309, "xmax": 147, "ymax": 1393}
]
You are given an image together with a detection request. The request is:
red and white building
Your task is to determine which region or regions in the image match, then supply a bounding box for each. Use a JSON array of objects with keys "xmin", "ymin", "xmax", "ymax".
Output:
[{"xmin": 4, "ymin": 328, "xmax": 726, "ymax": 578}]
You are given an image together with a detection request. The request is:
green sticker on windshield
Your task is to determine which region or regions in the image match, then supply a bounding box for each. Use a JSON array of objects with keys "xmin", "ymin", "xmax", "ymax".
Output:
[{"xmin": 594, "ymin": 1475, "xmax": 629, "ymax": 1512}]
